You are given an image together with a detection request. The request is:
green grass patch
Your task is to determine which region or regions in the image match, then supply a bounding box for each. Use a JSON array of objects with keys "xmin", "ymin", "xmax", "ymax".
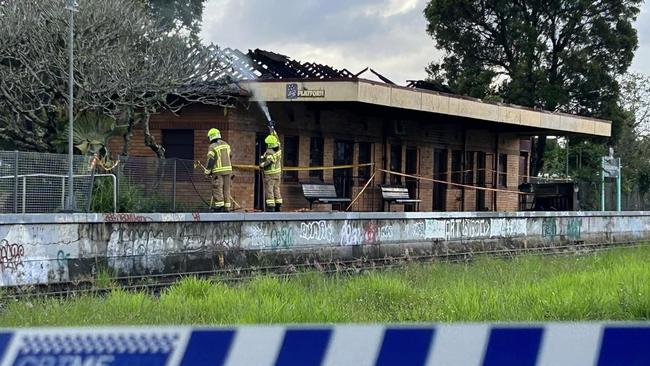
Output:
[{"xmin": 2, "ymin": 247, "xmax": 650, "ymax": 326}]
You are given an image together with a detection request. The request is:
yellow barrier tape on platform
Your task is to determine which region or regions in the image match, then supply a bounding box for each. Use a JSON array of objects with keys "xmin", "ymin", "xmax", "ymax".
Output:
[
  {"xmin": 379, "ymin": 169, "xmax": 526, "ymax": 195},
  {"xmin": 231, "ymin": 163, "xmax": 375, "ymax": 171}
]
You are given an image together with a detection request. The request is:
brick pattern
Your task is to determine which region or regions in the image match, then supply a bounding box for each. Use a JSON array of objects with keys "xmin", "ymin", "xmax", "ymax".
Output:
[{"xmin": 115, "ymin": 103, "xmax": 527, "ymax": 212}]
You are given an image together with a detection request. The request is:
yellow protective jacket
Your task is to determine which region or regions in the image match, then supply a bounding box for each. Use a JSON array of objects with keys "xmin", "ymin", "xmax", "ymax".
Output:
[
  {"xmin": 205, "ymin": 140, "xmax": 232, "ymax": 175},
  {"xmin": 260, "ymin": 148, "xmax": 282, "ymax": 176}
]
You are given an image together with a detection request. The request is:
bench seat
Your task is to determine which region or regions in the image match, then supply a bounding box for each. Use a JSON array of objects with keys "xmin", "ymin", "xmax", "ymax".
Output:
[
  {"xmin": 302, "ymin": 184, "xmax": 351, "ymax": 210},
  {"xmin": 380, "ymin": 185, "xmax": 421, "ymax": 211}
]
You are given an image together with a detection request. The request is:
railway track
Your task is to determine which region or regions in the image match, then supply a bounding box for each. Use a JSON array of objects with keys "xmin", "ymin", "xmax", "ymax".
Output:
[{"xmin": 2, "ymin": 240, "xmax": 646, "ymax": 300}]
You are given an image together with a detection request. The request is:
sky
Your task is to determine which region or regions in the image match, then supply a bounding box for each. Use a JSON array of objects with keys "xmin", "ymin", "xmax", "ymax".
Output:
[{"xmin": 200, "ymin": 0, "xmax": 650, "ymax": 85}]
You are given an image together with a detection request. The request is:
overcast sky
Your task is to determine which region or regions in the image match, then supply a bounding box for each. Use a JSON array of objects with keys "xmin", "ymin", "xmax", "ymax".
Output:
[{"xmin": 200, "ymin": 0, "xmax": 650, "ymax": 85}]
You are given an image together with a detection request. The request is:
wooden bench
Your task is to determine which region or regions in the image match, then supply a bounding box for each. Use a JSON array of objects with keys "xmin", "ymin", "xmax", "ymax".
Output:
[
  {"xmin": 302, "ymin": 184, "xmax": 351, "ymax": 210},
  {"xmin": 380, "ymin": 185, "xmax": 421, "ymax": 211}
]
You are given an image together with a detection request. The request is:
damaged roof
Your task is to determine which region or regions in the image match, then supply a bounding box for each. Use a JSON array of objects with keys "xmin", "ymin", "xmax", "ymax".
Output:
[{"xmin": 215, "ymin": 48, "xmax": 356, "ymax": 80}]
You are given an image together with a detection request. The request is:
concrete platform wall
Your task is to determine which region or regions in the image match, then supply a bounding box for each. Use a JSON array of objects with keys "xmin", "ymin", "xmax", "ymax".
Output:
[{"xmin": 1, "ymin": 212, "xmax": 648, "ymax": 286}]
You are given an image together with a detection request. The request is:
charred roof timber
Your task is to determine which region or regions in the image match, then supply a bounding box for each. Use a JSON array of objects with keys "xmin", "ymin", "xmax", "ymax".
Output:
[{"xmin": 214, "ymin": 48, "xmax": 356, "ymax": 80}]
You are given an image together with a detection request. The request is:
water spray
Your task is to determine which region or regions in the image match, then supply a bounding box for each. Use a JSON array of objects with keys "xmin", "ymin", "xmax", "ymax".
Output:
[{"xmin": 228, "ymin": 53, "xmax": 274, "ymax": 123}]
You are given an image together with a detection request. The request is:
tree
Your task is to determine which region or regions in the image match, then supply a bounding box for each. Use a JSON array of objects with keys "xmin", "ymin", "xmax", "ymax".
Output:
[
  {"xmin": 616, "ymin": 73, "xmax": 650, "ymax": 208},
  {"xmin": 424, "ymin": 0, "xmax": 642, "ymax": 175},
  {"xmin": 0, "ymin": 0, "xmax": 237, "ymax": 158},
  {"xmin": 147, "ymin": 0, "xmax": 206, "ymax": 41}
]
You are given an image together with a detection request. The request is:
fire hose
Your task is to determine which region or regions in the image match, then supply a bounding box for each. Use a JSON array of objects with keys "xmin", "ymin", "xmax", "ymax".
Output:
[{"xmin": 192, "ymin": 160, "xmax": 242, "ymax": 210}]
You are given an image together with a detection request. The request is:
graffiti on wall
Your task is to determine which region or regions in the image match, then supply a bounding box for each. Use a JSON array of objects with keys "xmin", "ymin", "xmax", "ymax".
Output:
[
  {"xmin": 0, "ymin": 239, "xmax": 25, "ymax": 272},
  {"xmin": 446, "ymin": 219, "xmax": 491, "ymax": 240},
  {"xmin": 340, "ymin": 220, "xmax": 364, "ymax": 246},
  {"xmin": 404, "ymin": 221, "xmax": 425, "ymax": 240},
  {"xmin": 424, "ymin": 220, "xmax": 446, "ymax": 240},
  {"xmin": 271, "ymin": 227, "xmax": 294, "ymax": 248},
  {"xmin": 490, "ymin": 218, "xmax": 527, "ymax": 238},
  {"xmin": 378, "ymin": 224, "xmax": 394, "ymax": 242},
  {"xmin": 104, "ymin": 213, "xmax": 152, "ymax": 223},
  {"xmin": 107, "ymin": 226, "xmax": 172, "ymax": 274},
  {"xmin": 300, "ymin": 221, "xmax": 334, "ymax": 242},
  {"xmin": 566, "ymin": 218, "xmax": 582, "ymax": 240},
  {"xmin": 542, "ymin": 218, "xmax": 557, "ymax": 240},
  {"xmin": 243, "ymin": 222, "xmax": 294, "ymax": 249}
]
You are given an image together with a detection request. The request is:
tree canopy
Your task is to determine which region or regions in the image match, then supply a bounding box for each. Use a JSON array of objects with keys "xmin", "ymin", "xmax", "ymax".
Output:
[
  {"xmin": 424, "ymin": 0, "xmax": 642, "ymax": 174},
  {"xmin": 0, "ymin": 0, "xmax": 234, "ymax": 157},
  {"xmin": 147, "ymin": 0, "xmax": 206, "ymax": 40}
]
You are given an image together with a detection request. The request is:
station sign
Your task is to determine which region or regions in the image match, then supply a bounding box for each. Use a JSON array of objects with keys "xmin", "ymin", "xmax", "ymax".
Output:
[
  {"xmin": 286, "ymin": 83, "xmax": 325, "ymax": 99},
  {"xmin": 602, "ymin": 156, "xmax": 620, "ymax": 178}
]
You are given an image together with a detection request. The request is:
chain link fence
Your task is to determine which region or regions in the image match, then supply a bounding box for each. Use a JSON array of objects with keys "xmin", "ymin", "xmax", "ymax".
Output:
[
  {"xmin": 0, "ymin": 151, "xmax": 94, "ymax": 213},
  {"xmin": 0, "ymin": 151, "xmax": 216, "ymax": 214},
  {"xmin": 113, "ymin": 156, "xmax": 211, "ymax": 213}
]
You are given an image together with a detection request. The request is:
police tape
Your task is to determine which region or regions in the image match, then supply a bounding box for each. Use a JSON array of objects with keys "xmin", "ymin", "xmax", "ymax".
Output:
[
  {"xmin": 235, "ymin": 163, "xmax": 374, "ymax": 171},
  {"xmin": 0, "ymin": 323, "xmax": 648, "ymax": 366},
  {"xmin": 194, "ymin": 162, "xmax": 375, "ymax": 172},
  {"xmin": 379, "ymin": 169, "xmax": 527, "ymax": 195}
]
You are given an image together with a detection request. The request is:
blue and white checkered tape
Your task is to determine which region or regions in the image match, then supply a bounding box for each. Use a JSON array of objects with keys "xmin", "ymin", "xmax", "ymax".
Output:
[{"xmin": 0, "ymin": 323, "xmax": 649, "ymax": 366}]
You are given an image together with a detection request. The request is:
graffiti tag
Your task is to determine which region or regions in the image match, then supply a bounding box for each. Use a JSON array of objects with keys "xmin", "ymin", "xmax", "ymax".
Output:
[
  {"xmin": 300, "ymin": 221, "xmax": 334, "ymax": 242},
  {"xmin": 0, "ymin": 240, "xmax": 25, "ymax": 272}
]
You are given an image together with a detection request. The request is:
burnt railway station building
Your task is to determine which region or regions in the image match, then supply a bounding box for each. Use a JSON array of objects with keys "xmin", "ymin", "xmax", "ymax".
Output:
[{"xmin": 111, "ymin": 49, "xmax": 611, "ymax": 213}]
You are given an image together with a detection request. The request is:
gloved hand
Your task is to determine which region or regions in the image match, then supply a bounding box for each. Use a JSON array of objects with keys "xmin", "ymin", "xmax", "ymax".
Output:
[{"xmin": 204, "ymin": 169, "xmax": 211, "ymax": 175}]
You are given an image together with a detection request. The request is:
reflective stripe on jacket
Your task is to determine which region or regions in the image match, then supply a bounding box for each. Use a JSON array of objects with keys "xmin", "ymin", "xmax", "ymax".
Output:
[
  {"xmin": 261, "ymin": 148, "xmax": 282, "ymax": 175},
  {"xmin": 207, "ymin": 140, "xmax": 232, "ymax": 174}
]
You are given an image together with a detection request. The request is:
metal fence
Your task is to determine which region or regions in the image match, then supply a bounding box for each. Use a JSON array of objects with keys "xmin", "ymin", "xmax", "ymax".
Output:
[
  {"xmin": 0, "ymin": 151, "xmax": 215, "ymax": 214},
  {"xmin": 0, "ymin": 151, "xmax": 96, "ymax": 213},
  {"xmin": 115, "ymin": 155, "xmax": 211, "ymax": 213}
]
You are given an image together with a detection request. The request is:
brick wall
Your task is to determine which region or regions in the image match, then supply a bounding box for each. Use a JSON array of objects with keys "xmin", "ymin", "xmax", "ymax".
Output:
[{"xmin": 114, "ymin": 102, "xmax": 527, "ymax": 212}]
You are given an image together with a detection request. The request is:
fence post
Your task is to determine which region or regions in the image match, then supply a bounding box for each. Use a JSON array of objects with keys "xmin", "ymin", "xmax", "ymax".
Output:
[
  {"xmin": 172, "ymin": 159, "xmax": 177, "ymax": 212},
  {"xmin": 116, "ymin": 155, "xmax": 122, "ymax": 212},
  {"xmin": 22, "ymin": 176, "xmax": 26, "ymax": 214},
  {"xmin": 13, "ymin": 151, "xmax": 18, "ymax": 214}
]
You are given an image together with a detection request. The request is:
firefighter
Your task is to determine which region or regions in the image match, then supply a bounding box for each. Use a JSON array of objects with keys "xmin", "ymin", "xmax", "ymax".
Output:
[
  {"xmin": 204, "ymin": 128, "xmax": 233, "ymax": 212},
  {"xmin": 259, "ymin": 129, "xmax": 283, "ymax": 212}
]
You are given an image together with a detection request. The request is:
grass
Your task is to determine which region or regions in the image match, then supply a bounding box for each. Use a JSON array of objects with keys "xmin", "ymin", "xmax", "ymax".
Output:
[{"xmin": 2, "ymin": 246, "xmax": 650, "ymax": 326}]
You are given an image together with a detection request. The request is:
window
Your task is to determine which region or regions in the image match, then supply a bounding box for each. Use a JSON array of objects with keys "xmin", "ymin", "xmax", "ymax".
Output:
[
  {"xmin": 390, "ymin": 144, "xmax": 402, "ymax": 185},
  {"xmin": 358, "ymin": 142, "xmax": 372, "ymax": 182},
  {"xmin": 451, "ymin": 150, "xmax": 462, "ymax": 184},
  {"xmin": 283, "ymin": 136, "xmax": 299, "ymax": 182},
  {"xmin": 162, "ymin": 129, "xmax": 194, "ymax": 160},
  {"xmin": 464, "ymin": 151, "xmax": 475, "ymax": 185},
  {"xmin": 519, "ymin": 152, "xmax": 528, "ymax": 184},
  {"xmin": 309, "ymin": 137, "xmax": 324, "ymax": 181},
  {"xmin": 499, "ymin": 154, "xmax": 508, "ymax": 187}
]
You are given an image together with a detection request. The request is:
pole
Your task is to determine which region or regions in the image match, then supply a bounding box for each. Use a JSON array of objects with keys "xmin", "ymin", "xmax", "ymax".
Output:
[
  {"xmin": 601, "ymin": 166, "xmax": 605, "ymax": 212},
  {"xmin": 13, "ymin": 151, "xmax": 18, "ymax": 213},
  {"xmin": 565, "ymin": 137, "xmax": 569, "ymax": 177},
  {"xmin": 616, "ymin": 158, "xmax": 622, "ymax": 212},
  {"xmin": 64, "ymin": 1, "xmax": 77, "ymax": 212},
  {"xmin": 172, "ymin": 159, "xmax": 177, "ymax": 212}
]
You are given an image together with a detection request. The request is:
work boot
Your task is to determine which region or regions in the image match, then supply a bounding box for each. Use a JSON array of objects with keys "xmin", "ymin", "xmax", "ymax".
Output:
[
  {"xmin": 265, "ymin": 206, "xmax": 275, "ymax": 212},
  {"xmin": 275, "ymin": 204, "xmax": 282, "ymax": 212}
]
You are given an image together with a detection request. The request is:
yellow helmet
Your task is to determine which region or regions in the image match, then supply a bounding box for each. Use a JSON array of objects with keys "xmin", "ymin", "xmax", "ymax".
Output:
[
  {"xmin": 265, "ymin": 134, "xmax": 279, "ymax": 148},
  {"xmin": 207, "ymin": 128, "xmax": 221, "ymax": 141}
]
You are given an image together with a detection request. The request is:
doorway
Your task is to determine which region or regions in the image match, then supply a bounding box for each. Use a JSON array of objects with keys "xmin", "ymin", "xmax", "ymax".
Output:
[
  {"xmin": 405, "ymin": 147, "xmax": 418, "ymax": 211},
  {"xmin": 433, "ymin": 148, "xmax": 447, "ymax": 211},
  {"xmin": 476, "ymin": 152, "xmax": 486, "ymax": 210},
  {"xmin": 334, "ymin": 140, "xmax": 353, "ymax": 198},
  {"xmin": 253, "ymin": 133, "xmax": 266, "ymax": 210}
]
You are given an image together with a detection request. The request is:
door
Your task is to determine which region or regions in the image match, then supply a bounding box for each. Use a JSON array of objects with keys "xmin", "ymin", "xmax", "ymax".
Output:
[
  {"xmin": 253, "ymin": 134, "xmax": 266, "ymax": 210},
  {"xmin": 433, "ymin": 148, "xmax": 447, "ymax": 211},
  {"xmin": 334, "ymin": 140, "xmax": 353, "ymax": 198}
]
